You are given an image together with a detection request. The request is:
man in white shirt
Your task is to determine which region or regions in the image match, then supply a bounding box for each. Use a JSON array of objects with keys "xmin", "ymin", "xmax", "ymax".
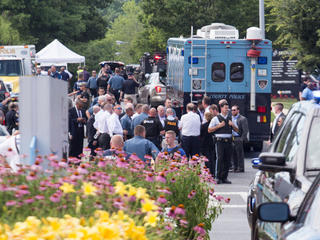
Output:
[
  {"xmin": 157, "ymin": 105, "xmax": 166, "ymax": 127},
  {"xmin": 108, "ymin": 104, "xmax": 123, "ymax": 137},
  {"xmin": 179, "ymin": 103, "xmax": 201, "ymax": 158},
  {"xmin": 94, "ymin": 104, "xmax": 112, "ymax": 150}
]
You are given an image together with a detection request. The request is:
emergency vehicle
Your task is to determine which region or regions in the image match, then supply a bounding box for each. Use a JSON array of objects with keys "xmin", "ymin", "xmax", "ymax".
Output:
[
  {"xmin": 0, "ymin": 45, "xmax": 36, "ymax": 93},
  {"xmin": 166, "ymin": 23, "xmax": 272, "ymax": 150}
]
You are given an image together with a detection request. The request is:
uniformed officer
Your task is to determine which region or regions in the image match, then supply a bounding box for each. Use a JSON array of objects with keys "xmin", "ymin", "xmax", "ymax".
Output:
[
  {"xmin": 208, "ymin": 100, "xmax": 238, "ymax": 184},
  {"xmin": 141, "ymin": 108, "xmax": 165, "ymax": 149},
  {"xmin": 164, "ymin": 108, "xmax": 179, "ymax": 137}
]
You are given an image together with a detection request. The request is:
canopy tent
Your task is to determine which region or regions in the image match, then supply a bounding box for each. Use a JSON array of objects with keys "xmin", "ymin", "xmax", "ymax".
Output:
[{"xmin": 35, "ymin": 39, "xmax": 85, "ymax": 65}]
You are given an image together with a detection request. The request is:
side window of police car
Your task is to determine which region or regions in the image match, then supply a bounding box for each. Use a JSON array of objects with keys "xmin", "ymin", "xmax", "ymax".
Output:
[
  {"xmin": 212, "ymin": 63, "xmax": 225, "ymax": 82},
  {"xmin": 275, "ymin": 112, "xmax": 306, "ymax": 162},
  {"xmin": 305, "ymin": 117, "xmax": 320, "ymax": 173}
]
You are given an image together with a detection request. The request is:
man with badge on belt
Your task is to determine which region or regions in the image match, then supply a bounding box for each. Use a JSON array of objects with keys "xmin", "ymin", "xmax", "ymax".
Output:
[
  {"xmin": 208, "ymin": 100, "xmax": 238, "ymax": 184},
  {"xmin": 231, "ymin": 105, "xmax": 249, "ymax": 173}
]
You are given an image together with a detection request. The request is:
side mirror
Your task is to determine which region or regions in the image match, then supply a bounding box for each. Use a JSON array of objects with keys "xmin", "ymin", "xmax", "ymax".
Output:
[
  {"xmin": 258, "ymin": 202, "xmax": 291, "ymax": 223},
  {"xmin": 252, "ymin": 152, "xmax": 294, "ymax": 173}
]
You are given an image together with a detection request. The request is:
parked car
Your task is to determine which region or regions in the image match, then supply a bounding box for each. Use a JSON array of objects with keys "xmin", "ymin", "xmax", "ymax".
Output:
[
  {"xmin": 0, "ymin": 80, "xmax": 11, "ymax": 102},
  {"xmin": 247, "ymin": 93, "xmax": 320, "ymax": 240},
  {"xmin": 258, "ymin": 171, "xmax": 320, "ymax": 240},
  {"xmin": 137, "ymin": 72, "xmax": 166, "ymax": 106}
]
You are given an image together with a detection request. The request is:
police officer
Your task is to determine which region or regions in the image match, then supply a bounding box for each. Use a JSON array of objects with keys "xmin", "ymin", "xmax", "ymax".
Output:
[
  {"xmin": 208, "ymin": 100, "xmax": 238, "ymax": 184},
  {"xmin": 107, "ymin": 68, "xmax": 125, "ymax": 103},
  {"xmin": 141, "ymin": 108, "xmax": 165, "ymax": 149},
  {"xmin": 119, "ymin": 72, "xmax": 139, "ymax": 105},
  {"xmin": 164, "ymin": 108, "xmax": 179, "ymax": 137}
]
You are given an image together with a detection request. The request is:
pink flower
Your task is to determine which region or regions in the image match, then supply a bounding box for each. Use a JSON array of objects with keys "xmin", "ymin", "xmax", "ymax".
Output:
[
  {"xmin": 225, "ymin": 197, "xmax": 231, "ymax": 204},
  {"xmin": 157, "ymin": 188, "xmax": 172, "ymax": 195},
  {"xmin": 23, "ymin": 198, "xmax": 35, "ymax": 204},
  {"xmin": 165, "ymin": 224, "xmax": 173, "ymax": 231},
  {"xmin": 5, "ymin": 200, "xmax": 17, "ymax": 206},
  {"xmin": 35, "ymin": 195, "xmax": 45, "ymax": 200},
  {"xmin": 157, "ymin": 195, "xmax": 167, "ymax": 204},
  {"xmin": 49, "ymin": 193, "xmax": 61, "ymax": 203},
  {"xmin": 174, "ymin": 204, "xmax": 186, "ymax": 216},
  {"xmin": 118, "ymin": 176, "xmax": 126, "ymax": 182},
  {"xmin": 26, "ymin": 171, "xmax": 37, "ymax": 181},
  {"xmin": 194, "ymin": 223, "xmax": 206, "ymax": 236},
  {"xmin": 180, "ymin": 219, "xmax": 188, "ymax": 228},
  {"xmin": 170, "ymin": 177, "xmax": 176, "ymax": 183},
  {"xmin": 188, "ymin": 190, "xmax": 196, "ymax": 199},
  {"xmin": 145, "ymin": 173, "xmax": 154, "ymax": 182},
  {"xmin": 155, "ymin": 173, "xmax": 166, "ymax": 183}
]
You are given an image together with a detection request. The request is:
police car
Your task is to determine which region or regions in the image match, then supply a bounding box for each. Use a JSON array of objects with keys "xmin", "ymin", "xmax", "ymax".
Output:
[{"xmin": 247, "ymin": 91, "xmax": 320, "ymax": 240}]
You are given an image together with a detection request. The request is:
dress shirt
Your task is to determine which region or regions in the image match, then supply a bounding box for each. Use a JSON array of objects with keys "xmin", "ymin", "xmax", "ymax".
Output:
[
  {"xmin": 93, "ymin": 110, "xmax": 111, "ymax": 134},
  {"xmin": 75, "ymin": 106, "xmax": 83, "ymax": 127},
  {"xmin": 232, "ymin": 114, "xmax": 240, "ymax": 137},
  {"xmin": 108, "ymin": 113, "xmax": 123, "ymax": 136},
  {"xmin": 120, "ymin": 114, "xmax": 133, "ymax": 136},
  {"xmin": 179, "ymin": 111, "xmax": 200, "ymax": 136},
  {"xmin": 124, "ymin": 136, "xmax": 159, "ymax": 161},
  {"xmin": 158, "ymin": 115, "xmax": 166, "ymax": 127},
  {"xmin": 205, "ymin": 106, "xmax": 210, "ymax": 113},
  {"xmin": 108, "ymin": 74, "xmax": 124, "ymax": 90},
  {"xmin": 87, "ymin": 76, "xmax": 97, "ymax": 89}
]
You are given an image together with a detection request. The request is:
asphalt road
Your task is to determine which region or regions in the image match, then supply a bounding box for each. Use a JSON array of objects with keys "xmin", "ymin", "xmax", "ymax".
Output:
[{"xmin": 209, "ymin": 150, "xmax": 261, "ymax": 240}]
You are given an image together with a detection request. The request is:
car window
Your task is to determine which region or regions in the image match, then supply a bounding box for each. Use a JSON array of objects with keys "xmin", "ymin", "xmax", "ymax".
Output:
[
  {"xmin": 305, "ymin": 117, "xmax": 320, "ymax": 171},
  {"xmin": 304, "ymin": 186, "xmax": 320, "ymax": 230},
  {"xmin": 275, "ymin": 112, "xmax": 305, "ymax": 162},
  {"xmin": 283, "ymin": 114, "xmax": 305, "ymax": 162},
  {"xmin": 212, "ymin": 63, "xmax": 225, "ymax": 82}
]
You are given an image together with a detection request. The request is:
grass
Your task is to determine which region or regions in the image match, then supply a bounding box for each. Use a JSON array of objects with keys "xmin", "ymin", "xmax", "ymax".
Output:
[{"xmin": 270, "ymin": 98, "xmax": 298, "ymax": 122}]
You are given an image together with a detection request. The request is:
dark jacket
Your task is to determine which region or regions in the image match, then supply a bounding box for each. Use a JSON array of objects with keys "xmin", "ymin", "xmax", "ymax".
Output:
[
  {"xmin": 68, "ymin": 107, "xmax": 87, "ymax": 139},
  {"xmin": 236, "ymin": 114, "xmax": 249, "ymax": 142},
  {"xmin": 200, "ymin": 122, "xmax": 214, "ymax": 150},
  {"xmin": 87, "ymin": 115, "xmax": 96, "ymax": 144}
]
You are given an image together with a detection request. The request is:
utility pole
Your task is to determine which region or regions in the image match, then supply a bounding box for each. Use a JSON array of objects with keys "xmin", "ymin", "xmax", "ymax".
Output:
[{"xmin": 259, "ymin": 0, "xmax": 265, "ymax": 39}]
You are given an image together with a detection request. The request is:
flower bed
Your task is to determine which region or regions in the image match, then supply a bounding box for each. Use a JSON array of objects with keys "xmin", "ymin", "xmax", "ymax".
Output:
[{"xmin": 0, "ymin": 149, "xmax": 228, "ymax": 239}]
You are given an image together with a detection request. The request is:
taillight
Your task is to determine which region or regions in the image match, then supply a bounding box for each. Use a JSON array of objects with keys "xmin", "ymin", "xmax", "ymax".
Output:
[
  {"xmin": 155, "ymin": 86, "xmax": 161, "ymax": 93},
  {"xmin": 257, "ymin": 106, "xmax": 266, "ymax": 113},
  {"xmin": 257, "ymin": 115, "xmax": 267, "ymax": 123}
]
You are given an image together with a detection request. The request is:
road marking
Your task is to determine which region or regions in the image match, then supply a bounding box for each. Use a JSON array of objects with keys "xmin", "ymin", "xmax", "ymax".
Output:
[{"xmin": 215, "ymin": 192, "xmax": 248, "ymax": 202}]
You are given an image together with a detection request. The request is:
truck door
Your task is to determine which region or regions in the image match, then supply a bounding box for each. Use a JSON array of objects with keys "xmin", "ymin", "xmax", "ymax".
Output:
[
  {"xmin": 227, "ymin": 48, "xmax": 249, "ymax": 93},
  {"xmin": 209, "ymin": 48, "xmax": 228, "ymax": 92}
]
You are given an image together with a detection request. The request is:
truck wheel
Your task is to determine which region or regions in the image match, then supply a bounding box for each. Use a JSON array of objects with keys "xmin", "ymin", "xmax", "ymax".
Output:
[{"xmin": 253, "ymin": 142, "xmax": 263, "ymax": 152}]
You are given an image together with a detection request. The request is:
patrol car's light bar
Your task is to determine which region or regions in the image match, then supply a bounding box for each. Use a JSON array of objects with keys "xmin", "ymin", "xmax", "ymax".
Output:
[
  {"xmin": 257, "ymin": 106, "xmax": 266, "ymax": 113},
  {"xmin": 155, "ymin": 86, "xmax": 162, "ymax": 93},
  {"xmin": 154, "ymin": 55, "xmax": 162, "ymax": 60}
]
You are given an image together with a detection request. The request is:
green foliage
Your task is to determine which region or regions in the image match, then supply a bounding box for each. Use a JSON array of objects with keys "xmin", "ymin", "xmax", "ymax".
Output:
[
  {"xmin": 0, "ymin": 16, "xmax": 21, "ymax": 44},
  {"xmin": 266, "ymin": 0, "xmax": 320, "ymax": 71},
  {"xmin": 0, "ymin": 0, "xmax": 111, "ymax": 48}
]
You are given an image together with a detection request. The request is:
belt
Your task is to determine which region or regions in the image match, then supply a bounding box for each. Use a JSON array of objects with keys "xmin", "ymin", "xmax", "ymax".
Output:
[{"xmin": 216, "ymin": 137, "xmax": 232, "ymax": 143}]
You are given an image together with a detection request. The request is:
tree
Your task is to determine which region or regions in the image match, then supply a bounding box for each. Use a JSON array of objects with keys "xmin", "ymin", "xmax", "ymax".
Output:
[
  {"xmin": 266, "ymin": 0, "xmax": 320, "ymax": 71},
  {"xmin": 0, "ymin": 0, "xmax": 111, "ymax": 48},
  {"xmin": 139, "ymin": 0, "xmax": 261, "ymax": 52},
  {"xmin": 0, "ymin": 16, "xmax": 21, "ymax": 45}
]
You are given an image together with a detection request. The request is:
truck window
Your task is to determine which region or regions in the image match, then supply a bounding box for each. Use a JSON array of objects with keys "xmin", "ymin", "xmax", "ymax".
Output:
[
  {"xmin": 230, "ymin": 63, "xmax": 244, "ymax": 82},
  {"xmin": 305, "ymin": 117, "xmax": 320, "ymax": 171},
  {"xmin": 0, "ymin": 60, "xmax": 22, "ymax": 76},
  {"xmin": 212, "ymin": 62, "xmax": 225, "ymax": 82}
]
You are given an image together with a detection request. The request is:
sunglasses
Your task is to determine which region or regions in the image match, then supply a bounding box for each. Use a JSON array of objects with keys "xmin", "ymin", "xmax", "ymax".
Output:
[
  {"xmin": 115, "ymin": 107, "xmax": 122, "ymax": 110},
  {"xmin": 231, "ymin": 109, "xmax": 237, "ymax": 111}
]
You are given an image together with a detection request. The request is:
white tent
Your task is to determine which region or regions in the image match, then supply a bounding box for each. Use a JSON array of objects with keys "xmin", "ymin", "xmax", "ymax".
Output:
[{"xmin": 35, "ymin": 39, "xmax": 85, "ymax": 65}]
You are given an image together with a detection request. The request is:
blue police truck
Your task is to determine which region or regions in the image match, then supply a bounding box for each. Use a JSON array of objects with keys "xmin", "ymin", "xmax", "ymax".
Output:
[{"xmin": 166, "ymin": 23, "xmax": 272, "ymax": 151}]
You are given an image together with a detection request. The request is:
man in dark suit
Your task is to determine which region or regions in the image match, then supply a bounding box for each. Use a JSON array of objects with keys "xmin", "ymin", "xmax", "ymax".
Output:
[
  {"xmin": 271, "ymin": 103, "xmax": 285, "ymax": 142},
  {"xmin": 231, "ymin": 105, "xmax": 249, "ymax": 172},
  {"xmin": 69, "ymin": 99, "xmax": 87, "ymax": 158}
]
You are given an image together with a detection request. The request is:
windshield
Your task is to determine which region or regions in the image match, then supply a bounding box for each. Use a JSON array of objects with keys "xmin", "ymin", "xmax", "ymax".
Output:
[{"xmin": 0, "ymin": 60, "xmax": 22, "ymax": 76}]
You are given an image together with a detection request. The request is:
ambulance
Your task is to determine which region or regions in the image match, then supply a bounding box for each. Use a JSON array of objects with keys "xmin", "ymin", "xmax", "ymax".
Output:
[{"xmin": 0, "ymin": 45, "xmax": 36, "ymax": 93}]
